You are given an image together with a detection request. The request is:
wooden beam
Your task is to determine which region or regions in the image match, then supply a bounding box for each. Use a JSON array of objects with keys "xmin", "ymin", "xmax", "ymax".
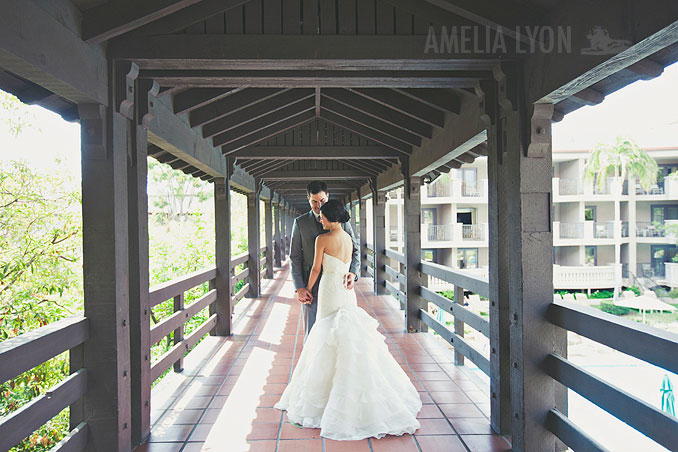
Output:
[
  {"xmin": 221, "ymin": 110, "xmax": 316, "ymax": 154},
  {"xmin": 0, "ymin": 0, "xmax": 107, "ymax": 105},
  {"xmin": 528, "ymin": 2, "xmax": 678, "ymax": 104},
  {"xmin": 142, "ymin": 84, "xmax": 228, "ymax": 177},
  {"xmin": 322, "ymin": 88, "xmax": 432, "ymax": 138},
  {"xmin": 139, "ymin": 68, "xmax": 485, "ymax": 88},
  {"xmin": 261, "ymin": 170, "xmax": 371, "ymax": 180},
  {"xmin": 173, "ymin": 87, "xmax": 240, "ymax": 115},
  {"xmin": 573, "ymin": 87, "xmax": 605, "ymax": 106},
  {"xmin": 203, "ymin": 88, "xmax": 314, "ymax": 139},
  {"xmin": 82, "ymin": 0, "xmax": 204, "ymax": 44},
  {"xmin": 395, "ymin": 88, "xmax": 463, "ymax": 115},
  {"xmin": 126, "ymin": 0, "xmax": 254, "ymax": 36},
  {"xmin": 625, "ymin": 58, "xmax": 665, "ymax": 80},
  {"xmin": 108, "ymin": 35, "xmax": 506, "ymax": 69},
  {"xmin": 190, "ymin": 88, "xmax": 285, "ymax": 128},
  {"xmin": 320, "ymin": 109, "xmax": 413, "ymax": 155},
  {"xmin": 232, "ymin": 145, "xmax": 401, "ymax": 159},
  {"xmin": 351, "ymin": 88, "xmax": 446, "ymax": 127}
]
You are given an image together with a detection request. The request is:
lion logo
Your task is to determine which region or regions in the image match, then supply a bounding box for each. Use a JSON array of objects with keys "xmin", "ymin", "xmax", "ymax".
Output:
[{"xmin": 581, "ymin": 26, "xmax": 632, "ymax": 55}]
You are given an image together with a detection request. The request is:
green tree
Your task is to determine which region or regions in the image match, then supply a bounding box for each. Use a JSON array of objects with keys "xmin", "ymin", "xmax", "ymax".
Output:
[
  {"xmin": 147, "ymin": 158, "xmax": 212, "ymax": 223},
  {"xmin": 583, "ymin": 136, "xmax": 658, "ymax": 192}
]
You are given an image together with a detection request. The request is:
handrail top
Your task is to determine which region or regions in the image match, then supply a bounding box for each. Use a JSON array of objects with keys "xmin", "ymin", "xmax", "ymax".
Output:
[{"xmin": 149, "ymin": 266, "xmax": 217, "ymax": 295}]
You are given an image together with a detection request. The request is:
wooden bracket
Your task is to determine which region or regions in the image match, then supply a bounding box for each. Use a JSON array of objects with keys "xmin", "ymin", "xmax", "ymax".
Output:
[
  {"xmin": 115, "ymin": 61, "xmax": 139, "ymax": 120},
  {"xmin": 527, "ymin": 103, "xmax": 554, "ymax": 158}
]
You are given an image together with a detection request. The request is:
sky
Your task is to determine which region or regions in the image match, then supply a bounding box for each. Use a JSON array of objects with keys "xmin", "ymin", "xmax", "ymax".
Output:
[{"xmin": 0, "ymin": 61, "xmax": 677, "ymax": 179}]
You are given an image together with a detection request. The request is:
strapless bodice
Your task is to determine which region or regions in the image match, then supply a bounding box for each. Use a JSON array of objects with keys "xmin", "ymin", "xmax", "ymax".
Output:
[{"xmin": 322, "ymin": 252, "xmax": 350, "ymax": 274}]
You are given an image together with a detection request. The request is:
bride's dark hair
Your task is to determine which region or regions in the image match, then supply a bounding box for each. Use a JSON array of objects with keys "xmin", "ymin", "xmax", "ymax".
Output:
[{"xmin": 320, "ymin": 199, "xmax": 350, "ymax": 223}]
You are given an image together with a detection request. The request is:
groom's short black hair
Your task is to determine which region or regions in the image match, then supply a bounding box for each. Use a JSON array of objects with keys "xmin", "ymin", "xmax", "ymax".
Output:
[{"xmin": 306, "ymin": 181, "xmax": 328, "ymax": 197}]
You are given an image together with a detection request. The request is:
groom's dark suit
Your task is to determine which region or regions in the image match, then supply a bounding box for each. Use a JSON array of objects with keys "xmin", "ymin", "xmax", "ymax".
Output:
[{"xmin": 290, "ymin": 210, "xmax": 360, "ymax": 340}]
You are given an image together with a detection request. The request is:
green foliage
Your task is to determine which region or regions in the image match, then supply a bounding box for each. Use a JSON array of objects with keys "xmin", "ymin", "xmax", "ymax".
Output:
[
  {"xmin": 583, "ymin": 136, "xmax": 658, "ymax": 192},
  {"xmin": 147, "ymin": 159, "xmax": 212, "ymax": 222},
  {"xmin": 0, "ymin": 92, "xmax": 36, "ymax": 137},
  {"xmin": 0, "ymin": 160, "xmax": 82, "ymax": 451},
  {"xmin": 668, "ymin": 288, "xmax": 678, "ymax": 298},
  {"xmin": 438, "ymin": 290, "xmax": 454, "ymax": 301},
  {"xmin": 627, "ymin": 285, "xmax": 641, "ymax": 296},
  {"xmin": 599, "ymin": 303, "xmax": 633, "ymax": 315},
  {"xmin": 588, "ymin": 290, "xmax": 614, "ymax": 299}
]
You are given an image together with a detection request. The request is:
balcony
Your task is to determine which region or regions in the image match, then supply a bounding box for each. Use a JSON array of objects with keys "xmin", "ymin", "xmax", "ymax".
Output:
[
  {"xmin": 423, "ymin": 180, "xmax": 488, "ymax": 203},
  {"xmin": 426, "ymin": 224, "xmax": 453, "ymax": 241},
  {"xmin": 593, "ymin": 221, "xmax": 615, "ymax": 238},
  {"xmin": 636, "ymin": 222, "xmax": 665, "ymax": 238},
  {"xmin": 553, "ymin": 264, "xmax": 621, "ymax": 290},
  {"xmin": 461, "ymin": 223, "xmax": 485, "ymax": 241},
  {"xmin": 558, "ymin": 222, "xmax": 584, "ymax": 239},
  {"xmin": 552, "ymin": 177, "xmax": 623, "ymax": 201}
]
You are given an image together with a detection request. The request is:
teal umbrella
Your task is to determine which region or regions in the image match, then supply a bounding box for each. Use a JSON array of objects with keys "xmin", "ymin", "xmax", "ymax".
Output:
[{"xmin": 660, "ymin": 374, "xmax": 675, "ymax": 417}]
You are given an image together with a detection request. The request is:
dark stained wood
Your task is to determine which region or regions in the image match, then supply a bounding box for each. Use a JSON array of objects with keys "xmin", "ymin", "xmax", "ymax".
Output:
[
  {"xmin": 372, "ymin": 189, "xmax": 387, "ymax": 295},
  {"xmin": 150, "ymin": 290, "xmax": 216, "ymax": 344},
  {"xmin": 82, "ymin": 0, "xmax": 203, "ymax": 43},
  {"xmin": 302, "ymin": 0, "xmax": 319, "ymax": 34},
  {"xmin": 375, "ymin": 0, "xmax": 395, "ymax": 35},
  {"xmin": 319, "ymin": 0, "xmax": 336, "ymax": 34},
  {"xmin": 626, "ymin": 58, "xmax": 665, "ymax": 79},
  {"xmin": 190, "ymin": 88, "xmax": 284, "ymax": 128},
  {"xmin": 0, "ymin": 370, "xmax": 87, "ymax": 452},
  {"xmin": 232, "ymin": 145, "xmax": 401, "ymax": 159},
  {"xmin": 404, "ymin": 173, "xmax": 425, "ymax": 332},
  {"xmin": 321, "ymin": 96, "xmax": 423, "ymax": 146},
  {"xmin": 172, "ymin": 293, "xmax": 185, "ymax": 372},
  {"xmin": 221, "ymin": 110, "xmax": 316, "ymax": 154},
  {"xmin": 320, "ymin": 109, "xmax": 413, "ymax": 154},
  {"xmin": 251, "ymin": 160, "xmax": 296, "ymax": 177},
  {"xmin": 274, "ymin": 204, "xmax": 282, "ymax": 267},
  {"xmin": 128, "ymin": 0, "xmax": 254, "ymax": 36},
  {"xmin": 245, "ymin": 0, "xmax": 263, "ymax": 33},
  {"xmin": 352, "ymin": 88, "xmax": 445, "ymax": 127},
  {"xmin": 247, "ymin": 189, "xmax": 262, "ymax": 297},
  {"xmin": 395, "ymin": 88, "xmax": 462, "ymax": 115},
  {"xmin": 573, "ymin": 87, "xmax": 605, "ymax": 106},
  {"xmin": 127, "ymin": 117, "xmax": 151, "ymax": 445},
  {"xmin": 482, "ymin": 79, "xmax": 511, "ymax": 435},
  {"xmin": 264, "ymin": 200, "xmax": 274, "ymax": 278},
  {"xmin": 108, "ymin": 35, "xmax": 506, "ymax": 68},
  {"xmin": 263, "ymin": 0, "xmax": 282, "ymax": 34},
  {"xmin": 78, "ymin": 103, "xmax": 132, "ymax": 451},
  {"xmin": 282, "ymin": 0, "xmax": 302, "ymax": 34},
  {"xmin": 149, "ymin": 267, "xmax": 217, "ymax": 307},
  {"xmin": 356, "ymin": 0, "xmax": 375, "ymax": 35},
  {"xmin": 337, "ymin": 0, "xmax": 356, "ymax": 35},
  {"xmin": 0, "ymin": 0, "xmax": 108, "ymax": 105},
  {"xmin": 261, "ymin": 169, "xmax": 370, "ymax": 180},
  {"xmin": 202, "ymin": 89, "xmax": 314, "ymax": 139},
  {"xmin": 0, "ymin": 316, "xmax": 88, "ymax": 384},
  {"xmin": 341, "ymin": 159, "xmax": 381, "ymax": 175},
  {"xmin": 173, "ymin": 88, "xmax": 240, "ymax": 115}
]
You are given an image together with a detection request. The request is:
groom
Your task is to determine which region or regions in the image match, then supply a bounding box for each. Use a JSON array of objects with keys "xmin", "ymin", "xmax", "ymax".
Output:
[{"xmin": 290, "ymin": 181, "xmax": 360, "ymax": 340}]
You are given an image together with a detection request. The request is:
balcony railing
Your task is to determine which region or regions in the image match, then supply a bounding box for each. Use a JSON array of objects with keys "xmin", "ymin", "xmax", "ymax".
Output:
[
  {"xmin": 636, "ymin": 222, "xmax": 665, "ymax": 237},
  {"xmin": 635, "ymin": 183, "xmax": 664, "ymax": 195},
  {"xmin": 559, "ymin": 222, "xmax": 584, "ymax": 239},
  {"xmin": 621, "ymin": 221, "xmax": 629, "ymax": 237},
  {"xmin": 558, "ymin": 178, "xmax": 582, "ymax": 195},
  {"xmin": 593, "ymin": 221, "xmax": 615, "ymax": 238},
  {"xmin": 426, "ymin": 181, "xmax": 451, "ymax": 198},
  {"xmin": 389, "ymin": 225, "xmax": 400, "ymax": 242},
  {"xmin": 427, "ymin": 224, "xmax": 453, "ymax": 241},
  {"xmin": 462, "ymin": 223, "xmax": 485, "ymax": 240},
  {"xmin": 461, "ymin": 181, "xmax": 483, "ymax": 197}
]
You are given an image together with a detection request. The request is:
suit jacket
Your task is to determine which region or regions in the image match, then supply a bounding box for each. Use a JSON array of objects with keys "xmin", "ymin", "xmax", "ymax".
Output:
[{"xmin": 290, "ymin": 210, "xmax": 360, "ymax": 291}]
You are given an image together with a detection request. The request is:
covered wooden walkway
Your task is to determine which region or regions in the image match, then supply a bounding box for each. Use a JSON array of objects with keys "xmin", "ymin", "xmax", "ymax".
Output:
[{"xmin": 140, "ymin": 264, "xmax": 510, "ymax": 452}]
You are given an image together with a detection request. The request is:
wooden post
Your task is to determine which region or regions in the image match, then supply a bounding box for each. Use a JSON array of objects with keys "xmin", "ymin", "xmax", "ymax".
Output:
[
  {"xmin": 264, "ymin": 199, "xmax": 274, "ymax": 278},
  {"xmin": 280, "ymin": 206, "xmax": 287, "ymax": 257},
  {"xmin": 454, "ymin": 285, "xmax": 465, "ymax": 364},
  {"xmin": 127, "ymin": 82, "xmax": 152, "ymax": 446},
  {"xmin": 274, "ymin": 203, "xmax": 282, "ymax": 267},
  {"xmin": 481, "ymin": 79, "xmax": 512, "ymax": 435},
  {"xmin": 75, "ymin": 102, "xmax": 132, "ymax": 451},
  {"xmin": 350, "ymin": 200, "xmax": 358, "ymax": 240},
  {"xmin": 372, "ymin": 186, "xmax": 387, "ymax": 295},
  {"xmin": 496, "ymin": 66, "xmax": 564, "ymax": 451},
  {"xmin": 173, "ymin": 293, "xmax": 184, "ymax": 372},
  {"xmin": 359, "ymin": 197, "xmax": 368, "ymax": 277},
  {"xmin": 403, "ymin": 172, "xmax": 426, "ymax": 333},
  {"xmin": 213, "ymin": 173, "xmax": 232, "ymax": 336},
  {"xmin": 247, "ymin": 188, "xmax": 261, "ymax": 298}
]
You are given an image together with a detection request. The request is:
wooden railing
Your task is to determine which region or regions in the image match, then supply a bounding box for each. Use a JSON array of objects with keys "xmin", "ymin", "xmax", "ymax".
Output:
[
  {"xmin": 260, "ymin": 245, "xmax": 267, "ymax": 273},
  {"xmin": 231, "ymin": 251, "xmax": 250, "ymax": 304},
  {"xmin": 384, "ymin": 248, "xmax": 406, "ymax": 309},
  {"xmin": 419, "ymin": 261, "xmax": 490, "ymax": 376},
  {"xmin": 149, "ymin": 267, "xmax": 218, "ymax": 380},
  {"xmin": 0, "ymin": 316, "xmax": 89, "ymax": 451},
  {"xmin": 544, "ymin": 300, "xmax": 678, "ymax": 451},
  {"xmin": 365, "ymin": 243, "xmax": 375, "ymax": 278}
]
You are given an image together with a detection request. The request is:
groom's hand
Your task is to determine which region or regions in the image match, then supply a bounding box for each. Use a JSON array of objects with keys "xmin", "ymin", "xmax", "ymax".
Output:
[
  {"xmin": 344, "ymin": 272, "xmax": 356, "ymax": 290},
  {"xmin": 296, "ymin": 287, "xmax": 312, "ymax": 304}
]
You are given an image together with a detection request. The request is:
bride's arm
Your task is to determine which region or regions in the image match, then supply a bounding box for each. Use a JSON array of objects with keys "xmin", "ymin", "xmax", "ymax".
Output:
[{"xmin": 305, "ymin": 236, "xmax": 325, "ymax": 292}]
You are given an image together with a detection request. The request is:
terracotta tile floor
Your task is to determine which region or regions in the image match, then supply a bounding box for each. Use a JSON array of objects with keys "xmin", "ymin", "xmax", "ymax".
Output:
[{"xmin": 137, "ymin": 263, "xmax": 512, "ymax": 452}]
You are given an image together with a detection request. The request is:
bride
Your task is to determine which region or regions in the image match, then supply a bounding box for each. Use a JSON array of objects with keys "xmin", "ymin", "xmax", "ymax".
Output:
[{"xmin": 274, "ymin": 200, "xmax": 422, "ymax": 441}]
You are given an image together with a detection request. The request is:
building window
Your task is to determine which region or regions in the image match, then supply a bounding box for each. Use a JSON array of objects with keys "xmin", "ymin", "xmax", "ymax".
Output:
[
  {"xmin": 422, "ymin": 249, "xmax": 437, "ymax": 263},
  {"xmin": 651, "ymin": 204, "xmax": 678, "ymax": 224},
  {"xmin": 584, "ymin": 206, "xmax": 596, "ymax": 221},
  {"xmin": 585, "ymin": 246, "xmax": 597, "ymax": 266},
  {"xmin": 457, "ymin": 248, "xmax": 478, "ymax": 269}
]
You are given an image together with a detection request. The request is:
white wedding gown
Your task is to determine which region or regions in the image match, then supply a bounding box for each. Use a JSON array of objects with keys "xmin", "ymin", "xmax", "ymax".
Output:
[{"xmin": 274, "ymin": 253, "xmax": 422, "ymax": 440}]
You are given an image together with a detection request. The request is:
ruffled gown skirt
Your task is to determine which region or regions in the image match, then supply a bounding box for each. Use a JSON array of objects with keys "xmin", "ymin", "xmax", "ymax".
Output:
[{"xmin": 274, "ymin": 254, "xmax": 421, "ymax": 440}]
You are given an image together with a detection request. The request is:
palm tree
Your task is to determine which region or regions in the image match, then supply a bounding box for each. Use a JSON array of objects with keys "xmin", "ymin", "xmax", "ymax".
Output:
[{"xmin": 583, "ymin": 136, "xmax": 658, "ymax": 193}]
